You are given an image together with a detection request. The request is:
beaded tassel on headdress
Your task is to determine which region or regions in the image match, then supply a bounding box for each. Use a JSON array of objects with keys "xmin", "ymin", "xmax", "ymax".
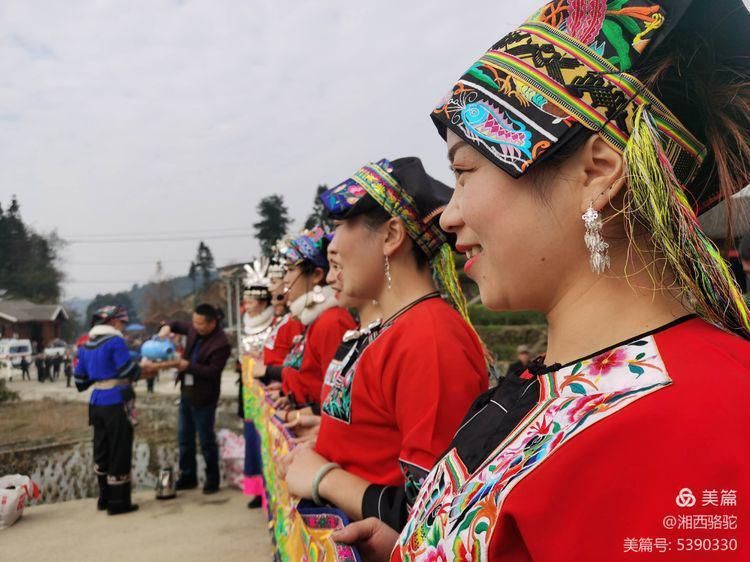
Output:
[
  {"xmin": 431, "ymin": 244, "xmax": 497, "ymax": 370},
  {"xmin": 623, "ymin": 103, "xmax": 750, "ymax": 339},
  {"xmin": 432, "ymin": 244, "xmax": 471, "ymax": 325}
]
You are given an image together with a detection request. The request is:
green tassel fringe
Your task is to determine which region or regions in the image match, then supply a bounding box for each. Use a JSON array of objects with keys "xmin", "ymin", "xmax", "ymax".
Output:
[{"xmin": 624, "ymin": 104, "xmax": 750, "ymax": 339}]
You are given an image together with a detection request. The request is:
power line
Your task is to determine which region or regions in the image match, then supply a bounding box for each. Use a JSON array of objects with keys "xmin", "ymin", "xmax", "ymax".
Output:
[
  {"xmin": 65, "ymin": 232, "xmax": 255, "ymax": 244},
  {"xmin": 66, "ymin": 259, "xmax": 194, "ymax": 266},
  {"xmin": 65, "ymin": 279, "xmax": 148, "ymax": 284},
  {"xmin": 61, "ymin": 226, "xmax": 257, "ymax": 238}
]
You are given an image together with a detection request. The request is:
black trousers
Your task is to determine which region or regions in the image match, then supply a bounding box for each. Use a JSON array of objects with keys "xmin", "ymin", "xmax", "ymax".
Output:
[{"xmin": 90, "ymin": 403, "xmax": 133, "ymax": 483}]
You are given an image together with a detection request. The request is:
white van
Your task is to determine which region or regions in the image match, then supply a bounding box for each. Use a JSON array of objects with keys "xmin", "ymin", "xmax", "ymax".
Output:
[{"xmin": 0, "ymin": 338, "xmax": 33, "ymax": 368}]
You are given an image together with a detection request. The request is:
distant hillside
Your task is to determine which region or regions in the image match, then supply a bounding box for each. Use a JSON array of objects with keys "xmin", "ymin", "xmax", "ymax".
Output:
[
  {"xmin": 63, "ymin": 296, "xmax": 91, "ymax": 318},
  {"xmin": 66, "ymin": 274, "xmax": 216, "ymax": 324},
  {"xmin": 129, "ymin": 275, "xmax": 197, "ymax": 312}
]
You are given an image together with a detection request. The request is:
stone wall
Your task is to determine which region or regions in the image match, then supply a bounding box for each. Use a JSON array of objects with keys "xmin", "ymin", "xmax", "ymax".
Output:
[
  {"xmin": 2, "ymin": 439, "xmax": 239, "ymax": 506},
  {"xmin": 2, "ymin": 396, "xmax": 243, "ymax": 506}
]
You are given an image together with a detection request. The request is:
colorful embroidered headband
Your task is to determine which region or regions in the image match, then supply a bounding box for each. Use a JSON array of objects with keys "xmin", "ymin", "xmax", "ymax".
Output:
[
  {"xmin": 280, "ymin": 226, "xmax": 330, "ymax": 270},
  {"xmin": 321, "ymin": 158, "xmax": 447, "ymax": 258},
  {"xmin": 432, "ymin": 0, "xmax": 707, "ymax": 206},
  {"xmin": 321, "ymin": 158, "xmax": 479, "ymax": 336},
  {"xmin": 92, "ymin": 304, "xmax": 129, "ymax": 325},
  {"xmin": 432, "ymin": 0, "xmax": 750, "ymax": 339}
]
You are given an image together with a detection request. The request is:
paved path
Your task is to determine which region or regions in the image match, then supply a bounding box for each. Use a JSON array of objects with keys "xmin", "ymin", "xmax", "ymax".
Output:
[{"xmin": 1, "ymin": 487, "xmax": 272, "ymax": 562}]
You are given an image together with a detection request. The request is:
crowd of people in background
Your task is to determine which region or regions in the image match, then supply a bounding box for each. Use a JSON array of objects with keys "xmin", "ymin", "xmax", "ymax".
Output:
[{"xmin": 14, "ymin": 352, "xmax": 72, "ymax": 385}]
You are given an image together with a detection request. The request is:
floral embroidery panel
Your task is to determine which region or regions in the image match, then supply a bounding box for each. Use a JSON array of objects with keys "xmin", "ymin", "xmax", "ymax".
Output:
[{"xmin": 397, "ymin": 335, "xmax": 671, "ymax": 562}]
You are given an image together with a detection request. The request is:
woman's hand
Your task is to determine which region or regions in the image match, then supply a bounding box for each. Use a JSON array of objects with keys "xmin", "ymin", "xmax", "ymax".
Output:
[
  {"xmin": 282, "ymin": 443, "xmax": 328, "ymax": 499},
  {"xmin": 332, "ymin": 518, "xmax": 399, "ymax": 562},
  {"xmin": 285, "ymin": 412, "xmax": 321, "ymax": 438},
  {"xmin": 292, "ymin": 431, "xmax": 319, "ymax": 446},
  {"xmin": 265, "ymin": 381, "xmax": 283, "ymax": 392},
  {"xmin": 273, "ymin": 395, "xmax": 291, "ymax": 411}
]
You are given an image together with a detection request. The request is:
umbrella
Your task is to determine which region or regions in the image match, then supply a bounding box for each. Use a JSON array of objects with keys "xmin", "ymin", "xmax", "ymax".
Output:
[
  {"xmin": 124, "ymin": 323, "xmax": 146, "ymax": 332},
  {"xmin": 699, "ymin": 185, "xmax": 750, "ymax": 240}
]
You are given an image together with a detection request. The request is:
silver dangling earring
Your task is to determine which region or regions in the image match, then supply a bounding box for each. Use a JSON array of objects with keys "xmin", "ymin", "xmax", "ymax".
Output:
[
  {"xmin": 582, "ymin": 203, "xmax": 610, "ymax": 274},
  {"xmin": 311, "ymin": 284, "xmax": 326, "ymax": 304},
  {"xmin": 384, "ymin": 256, "xmax": 393, "ymax": 290}
]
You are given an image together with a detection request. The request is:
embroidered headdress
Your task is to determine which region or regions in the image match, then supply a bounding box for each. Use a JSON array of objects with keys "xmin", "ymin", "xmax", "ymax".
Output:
[
  {"xmin": 91, "ymin": 304, "xmax": 130, "ymax": 326},
  {"xmin": 280, "ymin": 226, "xmax": 331, "ymax": 271},
  {"xmin": 320, "ymin": 157, "xmax": 472, "ymax": 324},
  {"xmin": 433, "ymin": 0, "xmax": 750, "ymax": 337}
]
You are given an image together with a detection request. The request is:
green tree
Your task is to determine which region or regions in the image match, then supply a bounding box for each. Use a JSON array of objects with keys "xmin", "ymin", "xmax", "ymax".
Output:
[
  {"xmin": 190, "ymin": 241, "xmax": 216, "ymax": 291},
  {"xmin": 0, "ymin": 195, "xmax": 64, "ymax": 303},
  {"xmin": 253, "ymin": 195, "xmax": 291, "ymax": 257},
  {"xmin": 304, "ymin": 185, "xmax": 334, "ymax": 231}
]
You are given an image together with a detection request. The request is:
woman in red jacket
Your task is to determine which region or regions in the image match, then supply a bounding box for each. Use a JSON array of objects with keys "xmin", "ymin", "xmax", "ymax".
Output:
[
  {"xmin": 252, "ymin": 253, "xmax": 304, "ymax": 385},
  {"xmin": 283, "ymin": 157, "xmax": 488, "ymax": 529},
  {"xmin": 336, "ymin": 1, "xmax": 750, "ymax": 560},
  {"xmin": 269, "ymin": 226, "xmax": 356, "ymax": 409}
]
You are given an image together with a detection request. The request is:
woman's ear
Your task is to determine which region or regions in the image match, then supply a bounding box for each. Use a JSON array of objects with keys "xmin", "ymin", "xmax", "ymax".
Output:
[
  {"xmin": 311, "ymin": 267, "xmax": 326, "ymax": 286},
  {"xmin": 573, "ymin": 135, "xmax": 626, "ymax": 213},
  {"xmin": 382, "ymin": 218, "xmax": 408, "ymax": 258}
]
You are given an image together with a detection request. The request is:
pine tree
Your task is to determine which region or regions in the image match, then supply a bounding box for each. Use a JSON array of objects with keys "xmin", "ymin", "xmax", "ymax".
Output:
[
  {"xmin": 253, "ymin": 195, "xmax": 292, "ymax": 257},
  {"xmin": 0, "ymin": 196, "xmax": 63, "ymax": 302},
  {"xmin": 192, "ymin": 241, "xmax": 216, "ymax": 290}
]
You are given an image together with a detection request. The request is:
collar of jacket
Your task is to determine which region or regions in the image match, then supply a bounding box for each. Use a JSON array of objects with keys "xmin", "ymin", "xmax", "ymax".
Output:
[
  {"xmin": 243, "ymin": 305, "xmax": 275, "ymax": 334},
  {"xmin": 289, "ymin": 285, "xmax": 338, "ymax": 326},
  {"xmin": 88, "ymin": 324, "xmax": 124, "ymax": 339}
]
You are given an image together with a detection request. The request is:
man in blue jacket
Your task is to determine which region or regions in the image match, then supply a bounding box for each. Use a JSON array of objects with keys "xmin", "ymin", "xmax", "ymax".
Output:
[{"xmin": 75, "ymin": 305, "xmax": 156, "ymax": 515}]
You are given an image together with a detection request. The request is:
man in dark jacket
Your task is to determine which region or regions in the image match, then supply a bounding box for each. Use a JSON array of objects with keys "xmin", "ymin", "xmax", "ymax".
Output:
[
  {"xmin": 35, "ymin": 355, "xmax": 45, "ymax": 382},
  {"xmin": 157, "ymin": 304, "xmax": 231, "ymax": 494}
]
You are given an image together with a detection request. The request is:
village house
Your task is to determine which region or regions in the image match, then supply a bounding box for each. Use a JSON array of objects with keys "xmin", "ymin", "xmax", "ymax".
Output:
[{"xmin": 0, "ymin": 299, "xmax": 69, "ymax": 351}]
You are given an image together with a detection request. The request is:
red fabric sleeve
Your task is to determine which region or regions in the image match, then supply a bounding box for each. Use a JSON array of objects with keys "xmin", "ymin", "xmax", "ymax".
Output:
[
  {"xmin": 386, "ymin": 311, "xmax": 488, "ymax": 475},
  {"xmin": 284, "ymin": 307, "xmax": 355, "ymax": 405},
  {"xmin": 264, "ymin": 317, "xmax": 304, "ymax": 367}
]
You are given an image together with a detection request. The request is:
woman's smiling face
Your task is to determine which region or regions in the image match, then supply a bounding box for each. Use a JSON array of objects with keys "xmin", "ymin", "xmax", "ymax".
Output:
[{"xmin": 440, "ymin": 129, "xmax": 585, "ymax": 312}]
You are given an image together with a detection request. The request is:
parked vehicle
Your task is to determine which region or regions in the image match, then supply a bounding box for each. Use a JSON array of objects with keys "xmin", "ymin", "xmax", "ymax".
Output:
[
  {"xmin": 43, "ymin": 339, "xmax": 68, "ymax": 357},
  {"xmin": 0, "ymin": 338, "xmax": 33, "ymax": 368}
]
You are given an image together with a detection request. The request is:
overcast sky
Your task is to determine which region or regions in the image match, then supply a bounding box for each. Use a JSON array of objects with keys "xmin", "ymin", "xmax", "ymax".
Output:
[{"xmin": 0, "ymin": 0, "xmax": 538, "ymax": 299}]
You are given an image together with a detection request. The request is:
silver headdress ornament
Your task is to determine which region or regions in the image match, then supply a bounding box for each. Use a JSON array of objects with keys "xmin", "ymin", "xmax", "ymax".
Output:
[
  {"xmin": 243, "ymin": 257, "xmax": 270, "ymax": 298},
  {"xmin": 268, "ymin": 243, "xmax": 288, "ymax": 279}
]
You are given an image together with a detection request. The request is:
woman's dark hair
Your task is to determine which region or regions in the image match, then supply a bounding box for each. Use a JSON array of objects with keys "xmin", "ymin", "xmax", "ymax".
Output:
[
  {"xmin": 194, "ymin": 303, "xmax": 224, "ymax": 324},
  {"xmin": 349, "ymin": 194, "xmax": 431, "ymax": 268},
  {"xmin": 530, "ymin": 27, "xmax": 750, "ymax": 231},
  {"xmin": 295, "ymin": 235, "xmax": 331, "ymax": 278},
  {"xmin": 527, "ymin": 23, "xmax": 750, "ymax": 338}
]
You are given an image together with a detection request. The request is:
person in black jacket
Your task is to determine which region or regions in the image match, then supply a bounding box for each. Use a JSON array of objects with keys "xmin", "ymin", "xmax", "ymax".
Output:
[
  {"xmin": 19, "ymin": 356, "xmax": 30, "ymax": 381},
  {"xmin": 152, "ymin": 304, "xmax": 231, "ymax": 494},
  {"xmin": 505, "ymin": 345, "xmax": 532, "ymax": 379}
]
